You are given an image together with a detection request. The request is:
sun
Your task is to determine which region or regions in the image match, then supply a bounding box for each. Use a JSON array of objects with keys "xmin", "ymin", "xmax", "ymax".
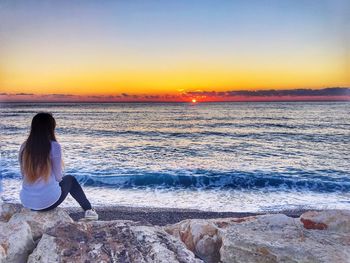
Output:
[{"xmin": 191, "ymin": 99, "xmax": 197, "ymax": 103}]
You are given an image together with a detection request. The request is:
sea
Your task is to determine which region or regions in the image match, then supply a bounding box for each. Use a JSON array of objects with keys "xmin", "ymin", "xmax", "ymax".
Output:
[{"xmin": 1, "ymin": 102, "xmax": 349, "ymax": 212}]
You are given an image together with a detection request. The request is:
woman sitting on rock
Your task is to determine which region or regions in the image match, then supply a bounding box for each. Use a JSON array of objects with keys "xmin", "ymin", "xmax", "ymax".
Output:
[{"xmin": 19, "ymin": 112, "xmax": 98, "ymax": 220}]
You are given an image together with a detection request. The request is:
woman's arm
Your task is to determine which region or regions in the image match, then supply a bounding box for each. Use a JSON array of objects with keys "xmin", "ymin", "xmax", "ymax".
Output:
[{"xmin": 51, "ymin": 142, "xmax": 63, "ymax": 182}]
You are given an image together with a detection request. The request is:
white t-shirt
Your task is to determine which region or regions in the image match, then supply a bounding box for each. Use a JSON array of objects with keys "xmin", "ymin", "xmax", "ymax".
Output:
[{"xmin": 19, "ymin": 141, "xmax": 63, "ymax": 210}]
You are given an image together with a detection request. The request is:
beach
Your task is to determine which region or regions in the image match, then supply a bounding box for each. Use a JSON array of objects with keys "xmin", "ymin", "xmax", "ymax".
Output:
[
  {"xmin": 67, "ymin": 205, "xmax": 304, "ymax": 225},
  {"xmin": 1, "ymin": 201, "xmax": 304, "ymax": 225}
]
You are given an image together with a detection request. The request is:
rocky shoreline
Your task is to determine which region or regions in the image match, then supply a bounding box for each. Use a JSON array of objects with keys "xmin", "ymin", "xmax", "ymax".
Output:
[{"xmin": 1, "ymin": 202, "xmax": 349, "ymax": 263}]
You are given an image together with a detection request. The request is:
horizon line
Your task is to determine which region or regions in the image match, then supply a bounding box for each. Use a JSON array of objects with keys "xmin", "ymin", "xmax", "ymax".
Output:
[
  {"xmin": 2, "ymin": 99, "xmax": 350, "ymax": 104},
  {"xmin": 1, "ymin": 87, "xmax": 349, "ymax": 103}
]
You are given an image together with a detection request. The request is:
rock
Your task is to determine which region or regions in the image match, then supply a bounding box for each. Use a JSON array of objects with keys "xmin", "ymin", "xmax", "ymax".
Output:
[
  {"xmin": 9, "ymin": 207, "xmax": 74, "ymax": 241},
  {"xmin": 300, "ymin": 210, "xmax": 350, "ymax": 232},
  {"xmin": 0, "ymin": 202, "xmax": 22, "ymax": 222},
  {"xmin": 0, "ymin": 220, "xmax": 35, "ymax": 263},
  {"xmin": 2, "ymin": 203, "xmax": 349, "ymax": 263},
  {"xmin": 29, "ymin": 220, "xmax": 203, "ymax": 263},
  {"xmin": 165, "ymin": 219, "xmax": 221, "ymax": 263},
  {"xmin": 27, "ymin": 234, "xmax": 58, "ymax": 263},
  {"xmin": 165, "ymin": 217, "xmax": 255, "ymax": 263},
  {"xmin": 219, "ymin": 214, "xmax": 350, "ymax": 263},
  {"xmin": 166, "ymin": 213, "xmax": 350, "ymax": 263}
]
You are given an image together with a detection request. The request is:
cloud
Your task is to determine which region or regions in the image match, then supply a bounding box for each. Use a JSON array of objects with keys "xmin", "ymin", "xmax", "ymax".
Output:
[
  {"xmin": 87, "ymin": 95, "xmax": 104, "ymax": 99},
  {"xmin": 186, "ymin": 87, "xmax": 350, "ymax": 97},
  {"xmin": 1, "ymin": 87, "xmax": 349, "ymax": 102},
  {"xmin": 94, "ymin": 95, "xmax": 123, "ymax": 99},
  {"xmin": 50, "ymin": 94, "xmax": 75, "ymax": 97},
  {"xmin": 15, "ymin": 93, "xmax": 34, "ymax": 96},
  {"xmin": 144, "ymin": 95, "xmax": 160, "ymax": 99}
]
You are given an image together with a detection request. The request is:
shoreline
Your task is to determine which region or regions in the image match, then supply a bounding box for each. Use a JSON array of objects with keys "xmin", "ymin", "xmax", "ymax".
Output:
[
  {"xmin": 66, "ymin": 204, "xmax": 309, "ymax": 226},
  {"xmin": 2, "ymin": 201, "xmax": 315, "ymax": 225}
]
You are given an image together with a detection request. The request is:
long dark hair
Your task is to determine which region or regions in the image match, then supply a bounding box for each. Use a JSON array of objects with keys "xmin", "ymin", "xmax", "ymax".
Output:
[{"xmin": 21, "ymin": 112, "xmax": 57, "ymax": 183}]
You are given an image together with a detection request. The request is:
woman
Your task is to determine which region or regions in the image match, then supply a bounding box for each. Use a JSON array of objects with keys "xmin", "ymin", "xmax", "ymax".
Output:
[{"xmin": 19, "ymin": 112, "xmax": 98, "ymax": 220}]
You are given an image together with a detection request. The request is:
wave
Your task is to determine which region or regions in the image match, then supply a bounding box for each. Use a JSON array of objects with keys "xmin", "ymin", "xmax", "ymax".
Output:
[{"xmin": 73, "ymin": 169, "xmax": 350, "ymax": 193}]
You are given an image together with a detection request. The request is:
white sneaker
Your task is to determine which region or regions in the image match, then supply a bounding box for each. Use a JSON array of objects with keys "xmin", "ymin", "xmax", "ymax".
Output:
[{"xmin": 84, "ymin": 209, "xmax": 99, "ymax": 220}]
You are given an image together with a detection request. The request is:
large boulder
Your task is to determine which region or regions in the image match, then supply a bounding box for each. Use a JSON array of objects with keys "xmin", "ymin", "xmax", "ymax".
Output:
[
  {"xmin": 165, "ymin": 217, "xmax": 255, "ymax": 263},
  {"xmin": 28, "ymin": 220, "xmax": 203, "ymax": 263},
  {"xmin": 0, "ymin": 220, "xmax": 35, "ymax": 263},
  {"xmin": 9, "ymin": 207, "xmax": 74, "ymax": 241},
  {"xmin": 219, "ymin": 214, "xmax": 350, "ymax": 263},
  {"xmin": 165, "ymin": 212, "xmax": 350, "ymax": 263},
  {"xmin": 27, "ymin": 234, "xmax": 59, "ymax": 263}
]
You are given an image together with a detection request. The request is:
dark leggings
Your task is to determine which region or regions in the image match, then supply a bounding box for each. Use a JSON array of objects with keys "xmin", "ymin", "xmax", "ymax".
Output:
[{"xmin": 39, "ymin": 175, "xmax": 92, "ymax": 212}]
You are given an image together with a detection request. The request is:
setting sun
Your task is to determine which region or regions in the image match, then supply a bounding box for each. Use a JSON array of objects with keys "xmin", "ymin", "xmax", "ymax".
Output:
[{"xmin": 192, "ymin": 99, "xmax": 197, "ymax": 103}]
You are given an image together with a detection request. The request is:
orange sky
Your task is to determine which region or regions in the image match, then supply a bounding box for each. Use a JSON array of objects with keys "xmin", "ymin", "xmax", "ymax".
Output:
[{"xmin": 0, "ymin": 1, "xmax": 349, "ymax": 101}]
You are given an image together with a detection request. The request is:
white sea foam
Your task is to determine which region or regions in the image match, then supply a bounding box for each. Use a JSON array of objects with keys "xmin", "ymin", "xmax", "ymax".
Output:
[{"xmin": 2, "ymin": 178, "xmax": 350, "ymax": 212}]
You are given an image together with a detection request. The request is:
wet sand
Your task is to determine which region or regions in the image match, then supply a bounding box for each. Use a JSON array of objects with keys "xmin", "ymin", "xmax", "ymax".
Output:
[{"xmin": 67, "ymin": 205, "xmax": 307, "ymax": 226}]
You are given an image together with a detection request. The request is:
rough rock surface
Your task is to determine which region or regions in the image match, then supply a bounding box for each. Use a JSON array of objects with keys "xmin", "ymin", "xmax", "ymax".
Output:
[
  {"xmin": 29, "ymin": 220, "xmax": 203, "ymax": 263},
  {"xmin": 27, "ymin": 234, "xmax": 59, "ymax": 263},
  {"xmin": 0, "ymin": 205, "xmax": 73, "ymax": 263},
  {"xmin": 1, "ymin": 202, "xmax": 349, "ymax": 263},
  {"xmin": 9, "ymin": 207, "xmax": 74, "ymax": 241},
  {"xmin": 166, "ymin": 211, "xmax": 350, "ymax": 263},
  {"xmin": 165, "ymin": 217, "xmax": 252, "ymax": 263},
  {"xmin": 220, "ymin": 213, "xmax": 350, "ymax": 263},
  {"xmin": 0, "ymin": 220, "xmax": 35, "ymax": 263}
]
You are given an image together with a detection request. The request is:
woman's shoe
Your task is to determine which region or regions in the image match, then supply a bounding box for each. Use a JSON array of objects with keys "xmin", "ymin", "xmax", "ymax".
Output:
[{"xmin": 84, "ymin": 209, "xmax": 99, "ymax": 220}]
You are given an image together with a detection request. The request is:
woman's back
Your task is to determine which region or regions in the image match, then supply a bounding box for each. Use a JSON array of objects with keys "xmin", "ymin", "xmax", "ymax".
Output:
[{"xmin": 19, "ymin": 140, "xmax": 62, "ymax": 210}]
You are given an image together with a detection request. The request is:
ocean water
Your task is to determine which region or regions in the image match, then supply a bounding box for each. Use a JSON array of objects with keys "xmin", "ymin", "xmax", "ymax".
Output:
[{"xmin": 1, "ymin": 102, "xmax": 349, "ymax": 212}]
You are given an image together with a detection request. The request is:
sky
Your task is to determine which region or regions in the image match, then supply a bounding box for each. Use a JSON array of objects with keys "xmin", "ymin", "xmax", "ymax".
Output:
[{"xmin": 0, "ymin": 0, "xmax": 349, "ymax": 102}]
